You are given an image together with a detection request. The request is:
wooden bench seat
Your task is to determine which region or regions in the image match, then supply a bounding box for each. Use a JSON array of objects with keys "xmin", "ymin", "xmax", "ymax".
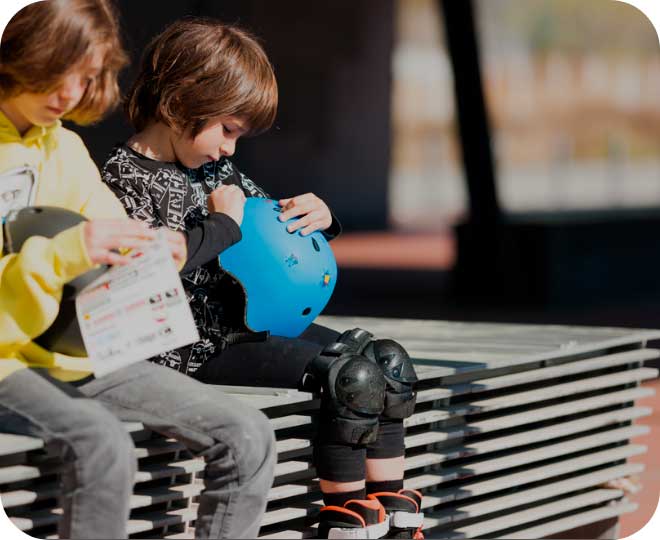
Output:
[{"xmin": 1, "ymin": 316, "xmax": 658, "ymax": 539}]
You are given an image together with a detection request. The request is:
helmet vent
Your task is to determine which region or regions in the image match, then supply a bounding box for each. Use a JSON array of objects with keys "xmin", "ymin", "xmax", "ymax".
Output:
[
  {"xmin": 302, "ymin": 307, "xmax": 312, "ymax": 316},
  {"xmin": 312, "ymin": 238, "xmax": 320, "ymax": 252}
]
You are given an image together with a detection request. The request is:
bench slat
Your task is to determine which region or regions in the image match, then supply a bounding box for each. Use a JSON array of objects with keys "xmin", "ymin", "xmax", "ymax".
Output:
[
  {"xmin": 432, "ymin": 489, "xmax": 627, "ymax": 539},
  {"xmin": 425, "ymin": 463, "xmax": 643, "ymax": 526}
]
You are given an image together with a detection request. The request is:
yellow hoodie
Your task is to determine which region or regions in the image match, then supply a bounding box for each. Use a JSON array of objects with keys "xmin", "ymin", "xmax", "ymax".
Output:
[{"xmin": 0, "ymin": 111, "xmax": 127, "ymax": 382}]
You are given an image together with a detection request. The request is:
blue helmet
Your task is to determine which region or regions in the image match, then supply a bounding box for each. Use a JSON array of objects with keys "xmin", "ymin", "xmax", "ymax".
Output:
[{"xmin": 219, "ymin": 198, "xmax": 338, "ymax": 338}]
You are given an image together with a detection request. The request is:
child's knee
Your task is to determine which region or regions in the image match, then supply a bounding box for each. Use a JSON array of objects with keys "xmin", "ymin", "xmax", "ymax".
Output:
[
  {"xmin": 239, "ymin": 405, "xmax": 276, "ymax": 466},
  {"xmin": 68, "ymin": 401, "xmax": 136, "ymax": 479}
]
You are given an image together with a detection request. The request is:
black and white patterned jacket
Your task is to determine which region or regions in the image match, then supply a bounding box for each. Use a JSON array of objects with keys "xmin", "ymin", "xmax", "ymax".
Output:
[{"xmin": 102, "ymin": 144, "xmax": 270, "ymax": 375}]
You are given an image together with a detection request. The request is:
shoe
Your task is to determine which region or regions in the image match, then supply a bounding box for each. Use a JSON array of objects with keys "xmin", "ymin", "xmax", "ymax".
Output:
[
  {"xmin": 369, "ymin": 490, "xmax": 424, "ymax": 539},
  {"xmin": 317, "ymin": 497, "xmax": 390, "ymax": 539}
]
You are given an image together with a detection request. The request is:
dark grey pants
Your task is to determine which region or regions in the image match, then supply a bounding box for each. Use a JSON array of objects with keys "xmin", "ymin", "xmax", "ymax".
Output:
[{"xmin": 0, "ymin": 361, "xmax": 276, "ymax": 539}]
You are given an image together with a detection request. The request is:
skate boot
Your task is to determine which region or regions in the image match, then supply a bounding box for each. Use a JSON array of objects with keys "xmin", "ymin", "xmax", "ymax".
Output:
[
  {"xmin": 370, "ymin": 490, "xmax": 424, "ymax": 539},
  {"xmin": 317, "ymin": 496, "xmax": 390, "ymax": 539}
]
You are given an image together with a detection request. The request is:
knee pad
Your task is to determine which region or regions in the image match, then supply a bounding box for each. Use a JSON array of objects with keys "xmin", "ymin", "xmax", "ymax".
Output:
[
  {"xmin": 340, "ymin": 329, "xmax": 419, "ymax": 420},
  {"xmin": 308, "ymin": 342, "xmax": 386, "ymax": 445}
]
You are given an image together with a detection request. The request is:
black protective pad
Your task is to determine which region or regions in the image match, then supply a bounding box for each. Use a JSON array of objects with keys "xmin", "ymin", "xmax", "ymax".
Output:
[
  {"xmin": 309, "ymin": 342, "xmax": 386, "ymax": 445},
  {"xmin": 362, "ymin": 338, "xmax": 419, "ymax": 419},
  {"xmin": 339, "ymin": 329, "xmax": 419, "ymax": 420}
]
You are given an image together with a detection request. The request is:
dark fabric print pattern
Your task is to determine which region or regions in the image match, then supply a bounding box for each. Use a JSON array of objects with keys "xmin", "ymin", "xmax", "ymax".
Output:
[{"xmin": 102, "ymin": 144, "xmax": 268, "ymax": 375}]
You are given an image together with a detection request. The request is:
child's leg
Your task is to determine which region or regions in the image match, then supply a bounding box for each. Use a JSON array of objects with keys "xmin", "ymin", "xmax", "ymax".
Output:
[
  {"xmin": 366, "ymin": 419, "xmax": 406, "ymax": 493},
  {"xmin": 316, "ymin": 440, "xmax": 367, "ymax": 503},
  {"xmin": 0, "ymin": 369, "xmax": 136, "ymax": 539},
  {"xmin": 191, "ymin": 323, "xmax": 341, "ymax": 388},
  {"xmin": 194, "ymin": 326, "xmax": 416, "ymax": 537},
  {"xmin": 299, "ymin": 326, "xmax": 412, "ymax": 501},
  {"xmin": 324, "ymin": 329, "xmax": 422, "ymax": 539},
  {"xmin": 193, "ymin": 330, "xmax": 375, "ymax": 506},
  {"xmin": 79, "ymin": 360, "xmax": 276, "ymax": 540},
  {"xmin": 366, "ymin": 422, "xmax": 425, "ymax": 539},
  {"xmin": 299, "ymin": 323, "xmax": 341, "ymax": 345},
  {"xmin": 192, "ymin": 333, "xmax": 325, "ymax": 388}
]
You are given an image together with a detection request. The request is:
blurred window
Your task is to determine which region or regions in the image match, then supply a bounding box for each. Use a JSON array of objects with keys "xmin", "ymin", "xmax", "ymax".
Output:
[
  {"xmin": 389, "ymin": 0, "xmax": 467, "ymax": 231},
  {"xmin": 475, "ymin": 0, "xmax": 660, "ymax": 212}
]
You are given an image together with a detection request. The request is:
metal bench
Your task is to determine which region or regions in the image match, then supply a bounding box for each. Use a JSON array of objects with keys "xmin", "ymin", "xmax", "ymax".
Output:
[{"xmin": 1, "ymin": 316, "xmax": 657, "ymax": 538}]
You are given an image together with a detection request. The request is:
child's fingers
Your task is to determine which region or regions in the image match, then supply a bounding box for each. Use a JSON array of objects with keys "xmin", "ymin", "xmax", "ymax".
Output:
[
  {"xmin": 99, "ymin": 251, "xmax": 134, "ymax": 267},
  {"xmin": 279, "ymin": 205, "xmax": 309, "ymax": 222},
  {"xmin": 278, "ymin": 194, "xmax": 311, "ymax": 212},
  {"xmin": 279, "ymin": 197, "xmax": 320, "ymax": 220},
  {"xmin": 104, "ymin": 233, "xmax": 152, "ymax": 251},
  {"xmin": 278, "ymin": 194, "xmax": 329, "ymax": 223},
  {"xmin": 163, "ymin": 229, "xmax": 186, "ymax": 244},
  {"xmin": 118, "ymin": 219, "xmax": 155, "ymax": 233},
  {"xmin": 300, "ymin": 222, "xmax": 325, "ymax": 236},
  {"xmin": 111, "ymin": 222, "xmax": 157, "ymax": 241},
  {"xmin": 286, "ymin": 214, "xmax": 311, "ymax": 233},
  {"xmin": 168, "ymin": 240, "xmax": 187, "ymax": 263},
  {"xmin": 111, "ymin": 239, "xmax": 153, "ymax": 251},
  {"xmin": 162, "ymin": 230, "xmax": 187, "ymax": 263}
]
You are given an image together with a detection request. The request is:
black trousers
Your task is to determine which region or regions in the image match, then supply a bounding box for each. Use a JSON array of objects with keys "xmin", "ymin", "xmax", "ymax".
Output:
[{"xmin": 193, "ymin": 324, "xmax": 405, "ymax": 482}]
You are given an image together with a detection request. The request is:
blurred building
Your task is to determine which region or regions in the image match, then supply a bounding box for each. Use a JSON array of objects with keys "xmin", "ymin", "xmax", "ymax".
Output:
[{"xmin": 390, "ymin": 0, "xmax": 660, "ymax": 229}]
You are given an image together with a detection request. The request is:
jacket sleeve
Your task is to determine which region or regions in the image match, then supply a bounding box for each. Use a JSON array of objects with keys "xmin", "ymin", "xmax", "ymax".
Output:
[
  {"xmin": 323, "ymin": 211, "xmax": 342, "ymax": 241},
  {"xmin": 0, "ymin": 133, "xmax": 107, "ymax": 351},
  {"xmin": 180, "ymin": 212, "xmax": 242, "ymax": 273},
  {"xmin": 0, "ymin": 224, "xmax": 94, "ymax": 352},
  {"xmin": 101, "ymin": 158, "xmax": 242, "ymax": 273}
]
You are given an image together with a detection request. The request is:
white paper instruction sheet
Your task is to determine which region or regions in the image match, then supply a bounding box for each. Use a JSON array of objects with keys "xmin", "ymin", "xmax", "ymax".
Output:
[{"xmin": 76, "ymin": 231, "xmax": 199, "ymax": 377}]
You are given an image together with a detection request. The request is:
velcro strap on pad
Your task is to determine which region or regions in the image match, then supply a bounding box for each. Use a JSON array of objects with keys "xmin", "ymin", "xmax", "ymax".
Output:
[
  {"xmin": 390, "ymin": 511, "xmax": 424, "ymax": 529},
  {"xmin": 323, "ymin": 342, "xmax": 349, "ymax": 356},
  {"xmin": 328, "ymin": 519, "xmax": 389, "ymax": 539},
  {"xmin": 383, "ymin": 390, "xmax": 417, "ymax": 419},
  {"xmin": 325, "ymin": 415, "xmax": 380, "ymax": 445},
  {"xmin": 338, "ymin": 328, "xmax": 374, "ymax": 354}
]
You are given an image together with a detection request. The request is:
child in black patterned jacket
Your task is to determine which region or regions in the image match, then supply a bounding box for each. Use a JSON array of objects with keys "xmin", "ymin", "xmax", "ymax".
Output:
[{"xmin": 102, "ymin": 18, "xmax": 423, "ymax": 539}]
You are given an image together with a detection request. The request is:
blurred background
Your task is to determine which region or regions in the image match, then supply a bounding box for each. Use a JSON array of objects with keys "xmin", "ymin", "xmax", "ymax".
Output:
[
  {"xmin": 76, "ymin": 0, "xmax": 660, "ymax": 331},
  {"xmin": 72, "ymin": 1, "xmax": 660, "ymax": 533}
]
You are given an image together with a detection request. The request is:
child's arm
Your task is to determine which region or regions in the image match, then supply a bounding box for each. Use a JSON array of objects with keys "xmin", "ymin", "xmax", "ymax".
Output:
[
  {"xmin": 102, "ymin": 160, "xmax": 238, "ymax": 273},
  {"xmin": 181, "ymin": 212, "xmax": 242, "ymax": 273},
  {"xmin": 0, "ymin": 219, "xmax": 156, "ymax": 352},
  {"xmin": 0, "ymin": 224, "xmax": 94, "ymax": 352}
]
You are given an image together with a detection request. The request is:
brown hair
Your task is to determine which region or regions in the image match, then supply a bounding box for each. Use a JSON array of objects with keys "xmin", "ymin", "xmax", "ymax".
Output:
[
  {"xmin": 126, "ymin": 18, "xmax": 278, "ymax": 137},
  {"xmin": 0, "ymin": 0, "xmax": 128, "ymax": 125}
]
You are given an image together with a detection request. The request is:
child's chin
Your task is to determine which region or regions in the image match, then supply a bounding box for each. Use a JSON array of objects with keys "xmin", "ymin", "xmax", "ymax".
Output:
[
  {"xmin": 34, "ymin": 114, "xmax": 61, "ymax": 127},
  {"xmin": 181, "ymin": 158, "xmax": 206, "ymax": 168}
]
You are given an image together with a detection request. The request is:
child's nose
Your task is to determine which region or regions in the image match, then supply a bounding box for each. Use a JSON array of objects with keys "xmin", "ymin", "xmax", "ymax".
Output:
[
  {"xmin": 220, "ymin": 139, "xmax": 236, "ymax": 157},
  {"xmin": 57, "ymin": 74, "xmax": 86, "ymax": 105}
]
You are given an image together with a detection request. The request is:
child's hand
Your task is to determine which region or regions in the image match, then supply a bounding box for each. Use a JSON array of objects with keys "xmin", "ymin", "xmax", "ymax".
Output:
[
  {"xmin": 161, "ymin": 229, "xmax": 187, "ymax": 268},
  {"xmin": 83, "ymin": 219, "xmax": 156, "ymax": 266},
  {"xmin": 278, "ymin": 193, "xmax": 332, "ymax": 236},
  {"xmin": 208, "ymin": 185, "xmax": 247, "ymax": 226}
]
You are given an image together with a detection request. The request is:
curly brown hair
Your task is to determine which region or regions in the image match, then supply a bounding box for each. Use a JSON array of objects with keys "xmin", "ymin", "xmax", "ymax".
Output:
[
  {"xmin": 126, "ymin": 18, "xmax": 278, "ymax": 138},
  {"xmin": 0, "ymin": 0, "xmax": 128, "ymax": 125}
]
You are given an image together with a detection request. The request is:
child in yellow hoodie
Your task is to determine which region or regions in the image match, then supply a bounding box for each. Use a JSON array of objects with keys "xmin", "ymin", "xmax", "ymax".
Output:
[{"xmin": 0, "ymin": 2, "xmax": 275, "ymax": 538}]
